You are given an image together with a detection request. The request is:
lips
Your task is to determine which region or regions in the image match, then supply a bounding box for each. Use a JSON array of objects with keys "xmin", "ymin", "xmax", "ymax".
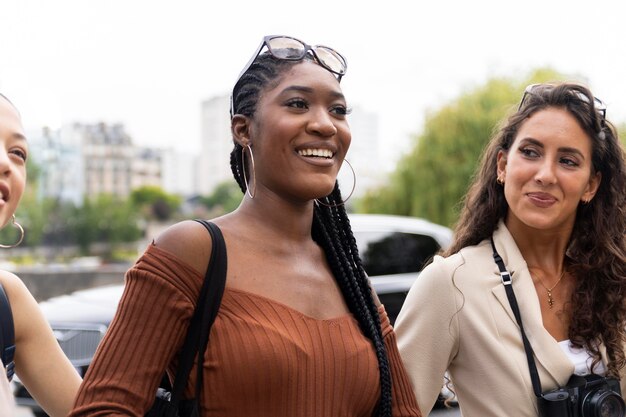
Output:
[
  {"xmin": 296, "ymin": 148, "xmax": 335, "ymax": 159},
  {"xmin": 526, "ymin": 192, "xmax": 557, "ymax": 208},
  {"xmin": 295, "ymin": 145, "xmax": 339, "ymax": 167},
  {"xmin": 0, "ymin": 183, "xmax": 9, "ymax": 204}
]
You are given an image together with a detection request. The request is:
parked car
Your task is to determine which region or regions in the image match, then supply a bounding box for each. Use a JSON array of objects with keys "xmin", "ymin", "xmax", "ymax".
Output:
[{"xmin": 14, "ymin": 214, "xmax": 453, "ymax": 416}]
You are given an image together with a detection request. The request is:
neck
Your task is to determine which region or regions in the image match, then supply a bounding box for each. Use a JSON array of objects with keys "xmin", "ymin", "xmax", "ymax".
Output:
[
  {"xmin": 504, "ymin": 216, "xmax": 572, "ymax": 275},
  {"xmin": 231, "ymin": 192, "xmax": 317, "ymax": 245}
]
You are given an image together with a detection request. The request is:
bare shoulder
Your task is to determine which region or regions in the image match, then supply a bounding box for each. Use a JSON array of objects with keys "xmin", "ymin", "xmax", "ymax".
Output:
[
  {"xmin": 153, "ymin": 220, "xmax": 215, "ymax": 276},
  {"xmin": 0, "ymin": 269, "xmax": 33, "ymax": 304}
]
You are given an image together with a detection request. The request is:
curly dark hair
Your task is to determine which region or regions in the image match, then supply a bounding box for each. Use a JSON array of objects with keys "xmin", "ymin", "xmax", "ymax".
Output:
[
  {"xmin": 230, "ymin": 53, "xmax": 393, "ymax": 415},
  {"xmin": 446, "ymin": 82, "xmax": 626, "ymax": 376}
]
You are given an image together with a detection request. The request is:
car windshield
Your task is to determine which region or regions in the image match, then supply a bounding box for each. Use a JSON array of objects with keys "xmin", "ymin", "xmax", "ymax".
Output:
[{"xmin": 355, "ymin": 231, "xmax": 441, "ymax": 276}]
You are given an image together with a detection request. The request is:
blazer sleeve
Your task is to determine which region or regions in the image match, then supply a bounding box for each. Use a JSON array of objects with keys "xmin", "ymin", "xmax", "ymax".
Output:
[
  {"xmin": 69, "ymin": 244, "xmax": 204, "ymax": 417},
  {"xmin": 394, "ymin": 256, "xmax": 461, "ymax": 414},
  {"xmin": 379, "ymin": 306, "xmax": 423, "ymax": 417}
]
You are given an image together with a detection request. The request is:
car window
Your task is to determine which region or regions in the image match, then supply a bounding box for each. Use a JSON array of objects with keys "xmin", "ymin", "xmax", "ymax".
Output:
[{"xmin": 354, "ymin": 231, "xmax": 441, "ymax": 276}]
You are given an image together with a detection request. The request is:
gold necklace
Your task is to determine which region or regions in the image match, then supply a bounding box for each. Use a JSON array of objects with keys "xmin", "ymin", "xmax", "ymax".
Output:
[{"xmin": 536, "ymin": 270, "xmax": 565, "ymax": 309}]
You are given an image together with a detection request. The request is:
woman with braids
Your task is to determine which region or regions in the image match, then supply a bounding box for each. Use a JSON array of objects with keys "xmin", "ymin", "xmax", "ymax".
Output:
[
  {"xmin": 70, "ymin": 35, "xmax": 421, "ymax": 417},
  {"xmin": 395, "ymin": 82, "xmax": 626, "ymax": 417}
]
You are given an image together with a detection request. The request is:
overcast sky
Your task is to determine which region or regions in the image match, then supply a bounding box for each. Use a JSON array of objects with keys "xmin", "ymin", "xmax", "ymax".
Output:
[{"xmin": 2, "ymin": 0, "xmax": 625, "ymax": 168}]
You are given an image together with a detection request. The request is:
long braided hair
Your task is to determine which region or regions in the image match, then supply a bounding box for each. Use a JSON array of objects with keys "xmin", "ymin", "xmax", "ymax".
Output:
[
  {"xmin": 447, "ymin": 82, "xmax": 626, "ymax": 376},
  {"xmin": 230, "ymin": 53, "xmax": 393, "ymax": 415}
]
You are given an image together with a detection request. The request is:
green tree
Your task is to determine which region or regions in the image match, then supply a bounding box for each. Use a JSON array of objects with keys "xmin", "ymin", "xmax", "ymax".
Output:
[
  {"xmin": 358, "ymin": 68, "xmax": 579, "ymax": 227},
  {"xmin": 72, "ymin": 194, "xmax": 141, "ymax": 256},
  {"xmin": 619, "ymin": 124, "xmax": 626, "ymax": 147},
  {"xmin": 200, "ymin": 181, "xmax": 242, "ymax": 215},
  {"xmin": 130, "ymin": 185, "xmax": 182, "ymax": 221}
]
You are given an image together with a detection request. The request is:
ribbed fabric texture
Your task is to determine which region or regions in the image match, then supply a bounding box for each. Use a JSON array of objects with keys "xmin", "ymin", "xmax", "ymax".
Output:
[{"xmin": 70, "ymin": 244, "xmax": 421, "ymax": 417}]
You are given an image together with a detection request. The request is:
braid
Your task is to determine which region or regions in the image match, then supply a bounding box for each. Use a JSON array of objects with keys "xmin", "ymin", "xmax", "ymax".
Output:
[
  {"xmin": 230, "ymin": 145, "xmax": 246, "ymax": 194},
  {"xmin": 313, "ymin": 185, "xmax": 393, "ymax": 417},
  {"xmin": 230, "ymin": 53, "xmax": 393, "ymax": 415}
]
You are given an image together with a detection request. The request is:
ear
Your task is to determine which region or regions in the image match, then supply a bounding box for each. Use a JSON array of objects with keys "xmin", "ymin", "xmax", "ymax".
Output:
[
  {"xmin": 231, "ymin": 114, "xmax": 252, "ymax": 147},
  {"xmin": 496, "ymin": 150, "xmax": 507, "ymax": 180},
  {"xmin": 582, "ymin": 171, "xmax": 602, "ymax": 203}
]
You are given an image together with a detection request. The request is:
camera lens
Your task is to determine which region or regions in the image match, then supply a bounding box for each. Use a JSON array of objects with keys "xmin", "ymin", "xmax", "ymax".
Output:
[{"xmin": 582, "ymin": 389, "xmax": 625, "ymax": 417}]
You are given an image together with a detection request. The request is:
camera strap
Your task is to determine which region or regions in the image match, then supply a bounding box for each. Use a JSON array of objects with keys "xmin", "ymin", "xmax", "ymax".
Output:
[{"xmin": 490, "ymin": 237, "xmax": 543, "ymax": 398}]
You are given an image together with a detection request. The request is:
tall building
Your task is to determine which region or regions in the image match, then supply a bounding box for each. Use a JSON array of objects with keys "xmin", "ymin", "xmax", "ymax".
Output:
[
  {"xmin": 28, "ymin": 126, "xmax": 84, "ymax": 205},
  {"xmin": 161, "ymin": 148, "xmax": 197, "ymax": 197},
  {"xmin": 79, "ymin": 123, "xmax": 135, "ymax": 197},
  {"xmin": 345, "ymin": 105, "xmax": 384, "ymax": 198},
  {"xmin": 197, "ymin": 95, "xmax": 232, "ymax": 196}
]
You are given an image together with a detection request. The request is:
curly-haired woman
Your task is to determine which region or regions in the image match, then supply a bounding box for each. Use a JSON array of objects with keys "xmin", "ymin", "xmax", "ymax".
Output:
[{"xmin": 396, "ymin": 82, "xmax": 626, "ymax": 417}]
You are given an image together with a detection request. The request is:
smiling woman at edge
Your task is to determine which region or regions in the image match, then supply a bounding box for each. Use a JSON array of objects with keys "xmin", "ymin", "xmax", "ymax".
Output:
[
  {"xmin": 70, "ymin": 35, "xmax": 422, "ymax": 416},
  {"xmin": 394, "ymin": 82, "xmax": 626, "ymax": 417},
  {"xmin": 0, "ymin": 94, "xmax": 82, "ymax": 416}
]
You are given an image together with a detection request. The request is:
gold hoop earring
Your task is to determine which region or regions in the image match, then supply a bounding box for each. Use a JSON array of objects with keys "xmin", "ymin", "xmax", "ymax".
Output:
[
  {"xmin": 315, "ymin": 159, "xmax": 356, "ymax": 208},
  {"xmin": 241, "ymin": 144, "xmax": 256, "ymax": 199},
  {"xmin": 497, "ymin": 176, "xmax": 505, "ymax": 185},
  {"xmin": 0, "ymin": 215, "xmax": 24, "ymax": 249}
]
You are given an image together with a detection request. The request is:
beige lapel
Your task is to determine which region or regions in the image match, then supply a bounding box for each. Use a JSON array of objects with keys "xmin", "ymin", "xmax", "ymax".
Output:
[{"xmin": 489, "ymin": 221, "xmax": 574, "ymax": 389}]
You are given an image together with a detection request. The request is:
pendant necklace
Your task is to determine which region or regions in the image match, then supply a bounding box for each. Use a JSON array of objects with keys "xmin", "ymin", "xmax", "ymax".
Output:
[{"xmin": 537, "ymin": 270, "xmax": 565, "ymax": 309}]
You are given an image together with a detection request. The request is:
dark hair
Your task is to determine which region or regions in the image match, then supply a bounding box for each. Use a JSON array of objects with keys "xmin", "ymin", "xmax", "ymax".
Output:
[
  {"xmin": 230, "ymin": 53, "xmax": 393, "ymax": 416},
  {"xmin": 447, "ymin": 82, "xmax": 626, "ymax": 376}
]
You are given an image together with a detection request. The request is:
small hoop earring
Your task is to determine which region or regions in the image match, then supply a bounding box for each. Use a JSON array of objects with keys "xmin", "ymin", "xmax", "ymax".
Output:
[
  {"xmin": 316, "ymin": 159, "xmax": 356, "ymax": 208},
  {"xmin": 0, "ymin": 215, "xmax": 24, "ymax": 249},
  {"xmin": 241, "ymin": 144, "xmax": 256, "ymax": 199},
  {"xmin": 497, "ymin": 176, "xmax": 505, "ymax": 185}
]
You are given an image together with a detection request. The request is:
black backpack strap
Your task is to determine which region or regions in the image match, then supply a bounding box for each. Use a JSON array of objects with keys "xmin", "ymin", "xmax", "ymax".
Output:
[
  {"xmin": 169, "ymin": 220, "xmax": 227, "ymax": 407},
  {"xmin": 0, "ymin": 283, "xmax": 15, "ymax": 381}
]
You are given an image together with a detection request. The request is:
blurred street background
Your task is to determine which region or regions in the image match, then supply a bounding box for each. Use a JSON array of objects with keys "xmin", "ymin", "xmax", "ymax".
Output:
[{"xmin": 1, "ymin": 0, "xmax": 625, "ymax": 415}]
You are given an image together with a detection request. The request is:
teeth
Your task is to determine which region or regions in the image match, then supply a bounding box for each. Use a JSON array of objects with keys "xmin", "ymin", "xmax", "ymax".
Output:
[{"xmin": 298, "ymin": 149, "xmax": 333, "ymax": 158}]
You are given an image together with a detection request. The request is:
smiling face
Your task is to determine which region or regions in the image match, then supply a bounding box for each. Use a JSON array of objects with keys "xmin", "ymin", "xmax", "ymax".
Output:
[
  {"xmin": 0, "ymin": 96, "xmax": 28, "ymax": 228},
  {"xmin": 497, "ymin": 107, "xmax": 600, "ymax": 234},
  {"xmin": 236, "ymin": 60, "xmax": 351, "ymax": 204}
]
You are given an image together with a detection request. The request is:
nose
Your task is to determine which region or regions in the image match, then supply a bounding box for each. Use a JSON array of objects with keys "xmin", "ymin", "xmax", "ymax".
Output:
[
  {"xmin": 534, "ymin": 160, "xmax": 557, "ymax": 186},
  {"xmin": 0, "ymin": 149, "xmax": 12, "ymax": 177},
  {"xmin": 306, "ymin": 108, "xmax": 338, "ymax": 137}
]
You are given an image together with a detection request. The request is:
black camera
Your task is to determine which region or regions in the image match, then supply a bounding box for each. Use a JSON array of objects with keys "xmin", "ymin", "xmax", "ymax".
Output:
[{"xmin": 538, "ymin": 374, "xmax": 625, "ymax": 417}]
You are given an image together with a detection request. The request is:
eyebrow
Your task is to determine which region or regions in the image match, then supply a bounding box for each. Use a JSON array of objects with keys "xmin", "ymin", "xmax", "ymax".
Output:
[
  {"xmin": 11, "ymin": 132, "xmax": 28, "ymax": 142},
  {"xmin": 280, "ymin": 85, "xmax": 346, "ymax": 100},
  {"xmin": 521, "ymin": 138, "xmax": 586, "ymax": 159}
]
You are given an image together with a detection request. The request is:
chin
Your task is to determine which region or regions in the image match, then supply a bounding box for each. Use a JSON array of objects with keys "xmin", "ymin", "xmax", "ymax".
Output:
[
  {"xmin": 517, "ymin": 214, "xmax": 573, "ymax": 232},
  {"xmin": 307, "ymin": 180, "xmax": 337, "ymax": 199}
]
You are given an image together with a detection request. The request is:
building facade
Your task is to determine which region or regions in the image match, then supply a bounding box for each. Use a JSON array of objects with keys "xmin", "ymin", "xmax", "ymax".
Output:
[
  {"xmin": 30, "ymin": 122, "xmax": 168, "ymax": 204},
  {"xmin": 197, "ymin": 95, "xmax": 232, "ymax": 196}
]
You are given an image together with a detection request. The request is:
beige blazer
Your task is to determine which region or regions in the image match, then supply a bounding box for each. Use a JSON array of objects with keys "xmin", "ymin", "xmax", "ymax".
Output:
[{"xmin": 395, "ymin": 221, "xmax": 626, "ymax": 417}]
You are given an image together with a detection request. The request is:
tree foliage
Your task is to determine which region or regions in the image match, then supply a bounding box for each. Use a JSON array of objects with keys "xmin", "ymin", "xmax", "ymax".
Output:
[
  {"xmin": 130, "ymin": 185, "xmax": 182, "ymax": 221},
  {"xmin": 357, "ymin": 68, "xmax": 590, "ymax": 227},
  {"xmin": 200, "ymin": 181, "xmax": 242, "ymax": 215}
]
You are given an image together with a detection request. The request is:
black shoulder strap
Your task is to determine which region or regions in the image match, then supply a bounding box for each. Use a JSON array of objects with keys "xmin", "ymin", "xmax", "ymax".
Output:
[
  {"xmin": 169, "ymin": 220, "xmax": 227, "ymax": 406},
  {"xmin": 490, "ymin": 237, "xmax": 542, "ymax": 397},
  {"xmin": 0, "ymin": 283, "xmax": 15, "ymax": 381}
]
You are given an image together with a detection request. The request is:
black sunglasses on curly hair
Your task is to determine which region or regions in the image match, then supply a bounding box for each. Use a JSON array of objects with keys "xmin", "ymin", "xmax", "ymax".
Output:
[{"xmin": 518, "ymin": 83, "xmax": 607, "ymax": 119}]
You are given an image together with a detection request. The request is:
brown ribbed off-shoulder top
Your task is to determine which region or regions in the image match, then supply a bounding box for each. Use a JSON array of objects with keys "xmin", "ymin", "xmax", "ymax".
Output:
[{"xmin": 70, "ymin": 244, "xmax": 421, "ymax": 417}]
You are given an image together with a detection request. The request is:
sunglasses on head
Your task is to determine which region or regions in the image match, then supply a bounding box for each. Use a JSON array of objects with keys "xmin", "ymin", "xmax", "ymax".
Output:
[
  {"xmin": 518, "ymin": 83, "xmax": 607, "ymax": 119},
  {"xmin": 230, "ymin": 35, "xmax": 348, "ymax": 117}
]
